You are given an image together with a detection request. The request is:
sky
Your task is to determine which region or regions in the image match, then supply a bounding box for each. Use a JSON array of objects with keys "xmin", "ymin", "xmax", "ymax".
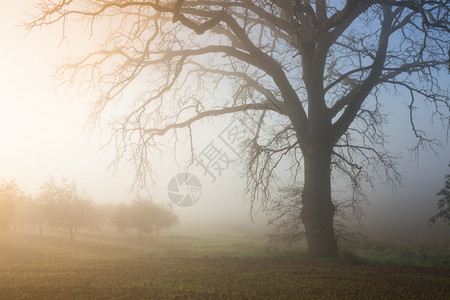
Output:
[
  {"xmin": 0, "ymin": 1, "xmax": 135, "ymax": 203},
  {"xmin": 0, "ymin": 1, "xmax": 448, "ymax": 238}
]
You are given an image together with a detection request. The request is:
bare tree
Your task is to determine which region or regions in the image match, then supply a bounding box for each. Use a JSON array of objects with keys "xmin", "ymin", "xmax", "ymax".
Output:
[
  {"xmin": 112, "ymin": 202, "xmax": 131, "ymax": 233},
  {"xmin": 17, "ymin": 195, "xmax": 47, "ymax": 235},
  {"xmin": 38, "ymin": 177, "xmax": 94, "ymax": 242},
  {"xmin": 27, "ymin": 1, "xmax": 449, "ymax": 257},
  {"xmin": 151, "ymin": 203, "xmax": 178, "ymax": 236},
  {"xmin": 112, "ymin": 200, "xmax": 178, "ymax": 237},
  {"xmin": 0, "ymin": 179, "xmax": 25, "ymax": 230},
  {"xmin": 129, "ymin": 199, "xmax": 155, "ymax": 240}
]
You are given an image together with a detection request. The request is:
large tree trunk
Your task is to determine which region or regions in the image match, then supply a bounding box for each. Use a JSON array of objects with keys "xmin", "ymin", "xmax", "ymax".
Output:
[{"xmin": 301, "ymin": 147, "xmax": 338, "ymax": 258}]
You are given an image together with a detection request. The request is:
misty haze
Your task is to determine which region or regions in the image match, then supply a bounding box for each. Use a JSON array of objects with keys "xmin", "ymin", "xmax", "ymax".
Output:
[{"xmin": 1, "ymin": 1, "xmax": 449, "ymax": 299}]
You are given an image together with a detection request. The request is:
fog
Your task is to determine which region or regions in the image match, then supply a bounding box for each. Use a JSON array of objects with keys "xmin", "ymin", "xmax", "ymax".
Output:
[{"xmin": 0, "ymin": 1, "xmax": 448, "ymax": 243}]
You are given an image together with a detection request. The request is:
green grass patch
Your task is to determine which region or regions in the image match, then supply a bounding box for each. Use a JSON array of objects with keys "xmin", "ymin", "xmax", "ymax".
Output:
[{"xmin": 345, "ymin": 238, "xmax": 450, "ymax": 269}]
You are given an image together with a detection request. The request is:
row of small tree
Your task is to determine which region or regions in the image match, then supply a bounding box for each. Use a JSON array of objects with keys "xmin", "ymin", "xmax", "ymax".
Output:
[
  {"xmin": 111, "ymin": 200, "xmax": 179, "ymax": 240},
  {"xmin": 0, "ymin": 178, "xmax": 178, "ymax": 242}
]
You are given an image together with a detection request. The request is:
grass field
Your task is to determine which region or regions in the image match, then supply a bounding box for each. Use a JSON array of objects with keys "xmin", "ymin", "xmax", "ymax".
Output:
[{"xmin": 0, "ymin": 229, "xmax": 449, "ymax": 299}]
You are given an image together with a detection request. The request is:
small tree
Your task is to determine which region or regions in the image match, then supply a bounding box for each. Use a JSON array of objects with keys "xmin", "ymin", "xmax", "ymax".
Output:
[
  {"xmin": 0, "ymin": 180, "xmax": 24, "ymax": 230},
  {"xmin": 92, "ymin": 202, "xmax": 115, "ymax": 234},
  {"xmin": 113, "ymin": 200, "xmax": 178, "ymax": 238},
  {"xmin": 430, "ymin": 163, "xmax": 450, "ymax": 226},
  {"xmin": 16, "ymin": 195, "xmax": 46, "ymax": 235},
  {"xmin": 129, "ymin": 199, "xmax": 154, "ymax": 240},
  {"xmin": 27, "ymin": 199, "xmax": 47, "ymax": 236},
  {"xmin": 112, "ymin": 202, "xmax": 131, "ymax": 233},
  {"xmin": 151, "ymin": 204, "xmax": 178, "ymax": 236},
  {"xmin": 39, "ymin": 177, "xmax": 93, "ymax": 242}
]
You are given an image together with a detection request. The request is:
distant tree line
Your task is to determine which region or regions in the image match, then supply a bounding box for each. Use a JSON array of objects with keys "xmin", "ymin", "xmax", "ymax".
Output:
[{"xmin": 0, "ymin": 177, "xmax": 178, "ymax": 242}]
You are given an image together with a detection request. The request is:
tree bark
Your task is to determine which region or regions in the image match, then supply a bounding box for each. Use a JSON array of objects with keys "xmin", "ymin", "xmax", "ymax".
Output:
[{"xmin": 301, "ymin": 147, "xmax": 338, "ymax": 258}]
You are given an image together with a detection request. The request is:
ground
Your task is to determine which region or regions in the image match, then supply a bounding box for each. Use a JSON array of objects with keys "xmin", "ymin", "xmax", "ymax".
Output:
[{"xmin": 0, "ymin": 229, "xmax": 448, "ymax": 299}]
